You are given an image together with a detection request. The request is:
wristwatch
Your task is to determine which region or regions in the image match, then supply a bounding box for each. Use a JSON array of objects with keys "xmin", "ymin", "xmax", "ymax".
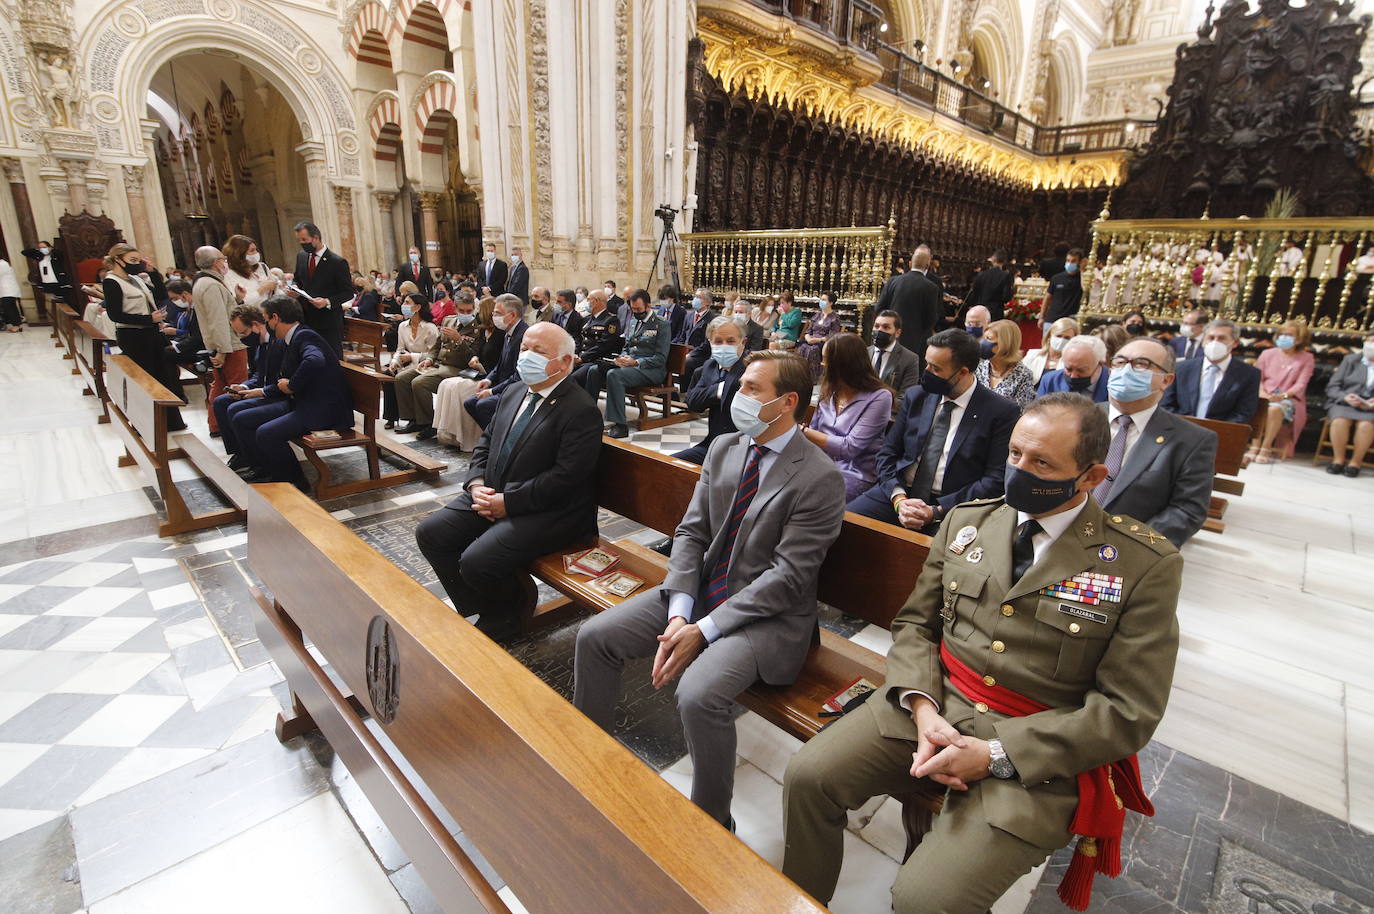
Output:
[{"xmin": 988, "ymin": 739, "xmax": 1016, "ymax": 779}]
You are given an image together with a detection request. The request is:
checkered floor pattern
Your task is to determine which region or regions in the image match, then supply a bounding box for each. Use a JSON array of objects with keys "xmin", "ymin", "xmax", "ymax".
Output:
[{"xmin": 0, "ymin": 534, "xmax": 284, "ymax": 844}]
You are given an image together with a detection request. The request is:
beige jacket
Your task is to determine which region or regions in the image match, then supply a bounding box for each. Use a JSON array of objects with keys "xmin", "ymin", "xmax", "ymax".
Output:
[{"xmin": 193, "ymin": 272, "xmax": 245, "ymax": 353}]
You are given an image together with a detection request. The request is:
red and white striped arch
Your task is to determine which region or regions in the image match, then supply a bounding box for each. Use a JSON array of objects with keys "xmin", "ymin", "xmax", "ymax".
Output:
[
  {"xmin": 346, "ymin": 1, "xmax": 395, "ymax": 59},
  {"xmin": 399, "ymin": 0, "xmax": 450, "ymax": 53},
  {"xmin": 415, "ymin": 78, "xmax": 458, "ymax": 154},
  {"xmin": 368, "ymin": 94, "xmax": 403, "ymax": 161}
]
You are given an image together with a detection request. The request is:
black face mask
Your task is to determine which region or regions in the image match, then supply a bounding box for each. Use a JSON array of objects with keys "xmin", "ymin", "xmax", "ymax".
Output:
[
  {"xmin": 631, "ymin": 310, "xmax": 647, "ymax": 321},
  {"xmin": 1004, "ymin": 464, "xmax": 1086, "ymax": 515},
  {"xmin": 1067, "ymin": 375, "xmax": 1093, "ymax": 393},
  {"xmin": 920, "ymin": 368, "xmax": 954, "ymax": 397},
  {"xmin": 1126, "ymin": 323, "xmax": 1146, "ymax": 336},
  {"xmin": 873, "ymin": 329, "xmax": 893, "ymax": 348},
  {"xmin": 123, "ymin": 261, "xmax": 147, "ymax": 274},
  {"xmin": 300, "ymin": 242, "xmax": 316, "ymax": 253},
  {"xmin": 979, "ymin": 339, "xmax": 996, "ymax": 360}
]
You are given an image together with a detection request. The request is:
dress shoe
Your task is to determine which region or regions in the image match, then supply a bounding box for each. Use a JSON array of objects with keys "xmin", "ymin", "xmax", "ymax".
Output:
[
  {"xmin": 395, "ymin": 422, "xmax": 417, "ymax": 434},
  {"xmin": 238, "ymin": 467, "xmax": 268, "ymax": 482},
  {"xmin": 474, "ymin": 613, "xmax": 520, "ymax": 642},
  {"xmin": 607, "ymin": 423, "xmax": 629, "ymax": 439},
  {"xmin": 1345, "ymin": 464, "xmax": 1361, "ymax": 478},
  {"xmin": 384, "ymin": 420, "xmax": 395, "ymax": 430},
  {"xmin": 208, "ymin": 430, "xmax": 221, "ymax": 439},
  {"xmin": 226, "ymin": 454, "xmax": 248, "ymax": 471},
  {"xmin": 1327, "ymin": 462, "xmax": 1346, "ymax": 475},
  {"xmin": 415, "ymin": 426, "xmax": 437, "ymax": 440}
]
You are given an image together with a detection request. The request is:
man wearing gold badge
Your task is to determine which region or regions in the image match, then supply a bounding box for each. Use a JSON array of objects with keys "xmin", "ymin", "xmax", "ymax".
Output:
[{"xmin": 782, "ymin": 392, "xmax": 1182, "ymax": 914}]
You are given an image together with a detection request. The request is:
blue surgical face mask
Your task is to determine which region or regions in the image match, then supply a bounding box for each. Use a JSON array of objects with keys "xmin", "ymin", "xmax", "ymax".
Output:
[
  {"xmin": 1275, "ymin": 334, "xmax": 1295, "ymax": 350},
  {"xmin": 455, "ymin": 312, "xmax": 475, "ymax": 326},
  {"xmin": 1107, "ymin": 365, "xmax": 1154, "ymax": 403},
  {"xmin": 965, "ymin": 324, "xmax": 985, "ymax": 338},
  {"xmin": 730, "ymin": 391, "xmax": 785, "ymax": 439},
  {"xmin": 1065, "ymin": 262, "xmax": 1079, "ymax": 273},
  {"xmin": 401, "ymin": 303, "xmax": 414, "ymax": 319},
  {"xmin": 712, "ymin": 343, "xmax": 741, "ymax": 368},
  {"xmin": 1004, "ymin": 464, "xmax": 1086, "ymax": 515},
  {"xmin": 820, "ymin": 299, "xmax": 832, "ymax": 311},
  {"xmin": 516, "ymin": 349, "xmax": 551, "ymax": 386},
  {"xmin": 692, "ymin": 297, "xmax": 706, "ymax": 311}
]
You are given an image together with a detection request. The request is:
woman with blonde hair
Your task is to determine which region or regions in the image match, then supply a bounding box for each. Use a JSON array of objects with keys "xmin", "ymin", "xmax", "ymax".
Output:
[
  {"xmin": 974, "ymin": 319, "xmax": 1036, "ymax": 407},
  {"xmin": 1250, "ymin": 320, "xmax": 1315, "ymax": 463},
  {"xmin": 1022, "ymin": 317, "xmax": 1078, "ymax": 383},
  {"xmin": 101, "ymin": 243, "xmax": 186, "ymax": 430},
  {"xmin": 221, "ymin": 234, "xmax": 276, "ymax": 308}
]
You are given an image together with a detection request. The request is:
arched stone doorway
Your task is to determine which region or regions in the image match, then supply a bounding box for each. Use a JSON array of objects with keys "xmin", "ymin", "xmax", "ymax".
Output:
[{"xmin": 415, "ymin": 83, "xmax": 480, "ymax": 276}]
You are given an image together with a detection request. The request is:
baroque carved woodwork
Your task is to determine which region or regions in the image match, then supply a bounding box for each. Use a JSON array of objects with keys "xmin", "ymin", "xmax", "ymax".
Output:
[{"xmin": 1114, "ymin": 0, "xmax": 1374, "ymax": 218}]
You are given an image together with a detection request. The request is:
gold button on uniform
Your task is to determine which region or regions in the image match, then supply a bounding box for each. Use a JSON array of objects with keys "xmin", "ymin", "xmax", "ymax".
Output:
[
  {"xmin": 991, "ymin": 640, "xmax": 1005, "ymax": 653},
  {"xmin": 974, "ymin": 701, "xmax": 989, "ymax": 713},
  {"xmin": 948, "ymin": 581, "xmax": 958, "ymax": 592},
  {"xmin": 1069, "ymin": 622, "xmax": 1081, "ymax": 633},
  {"xmin": 1111, "ymin": 515, "xmax": 1123, "ymax": 523},
  {"xmin": 982, "ymin": 675, "xmax": 996, "ymax": 687},
  {"xmin": 1001, "ymin": 604, "xmax": 1014, "ymax": 616}
]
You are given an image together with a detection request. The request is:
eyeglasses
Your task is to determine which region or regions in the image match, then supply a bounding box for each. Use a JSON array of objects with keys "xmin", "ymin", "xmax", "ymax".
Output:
[{"xmin": 1109, "ymin": 356, "xmax": 1168, "ymax": 372}]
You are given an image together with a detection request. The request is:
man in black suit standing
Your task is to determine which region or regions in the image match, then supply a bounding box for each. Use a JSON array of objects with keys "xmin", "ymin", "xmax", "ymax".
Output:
[
  {"xmin": 847, "ymin": 328, "xmax": 1020, "ymax": 533},
  {"xmin": 967, "ymin": 250, "xmax": 1015, "ymax": 322},
  {"xmin": 396, "ymin": 245, "xmax": 433, "ymax": 300},
  {"xmin": 875, "ymin": 245, "xmax": 941, "ymax": 363},
  {"xmin": 417, "ymin": 321, "xmax": 603, "ymax": 639},
  {"xmin": 464, "ymin": 294, "xmax": 529, "ymax": 429},
  {"xmin": 478, "ymin": 242, "xmax": 508, "ymax": 297},
  {"xmin": 289, "ymin": 222, "xmax": 352, "ymax": 357},
  {"xmin": 506, "ymin": 247, "xmax": 530, "ymax": 305}
]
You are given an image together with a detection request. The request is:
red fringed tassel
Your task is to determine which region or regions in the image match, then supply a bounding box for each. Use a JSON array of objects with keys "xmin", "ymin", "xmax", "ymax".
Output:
[
  {"xmin": 1096, "ymin": 835, "xmax": 1122, "ymax": 878},
  {"xmin": 1057, "ymin": 837, "xmax": 1098, "ymax": 912}
]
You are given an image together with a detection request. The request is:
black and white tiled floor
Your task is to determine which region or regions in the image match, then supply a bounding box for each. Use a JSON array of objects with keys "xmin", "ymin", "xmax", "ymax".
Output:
[{"xmin": 3, "ymin": 327, "xmax": 1373, "ymax": 913}]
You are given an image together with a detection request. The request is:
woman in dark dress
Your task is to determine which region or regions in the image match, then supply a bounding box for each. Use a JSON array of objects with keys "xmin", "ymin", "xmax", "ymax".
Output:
[{"xmin": 102, "ymin": 243, "xmax": 186, "ymax": 431}]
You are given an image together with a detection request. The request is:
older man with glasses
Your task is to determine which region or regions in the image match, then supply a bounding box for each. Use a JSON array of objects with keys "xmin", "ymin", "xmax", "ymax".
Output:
[{"xmin": 1092, "ymin": 335, "xmax": 1218, "ymax": 546}]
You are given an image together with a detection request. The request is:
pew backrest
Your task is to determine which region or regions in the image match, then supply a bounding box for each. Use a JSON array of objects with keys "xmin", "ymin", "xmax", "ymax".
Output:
[
  {"xmin": 341, "ymin": 361, "xmax": 385, "ymax": 421},
  {"xmin": 1186, "ymin": 415, "xmax": 1251, "ymax": 477},
  {"xmin": 107, "ymin": 353, "xmax": 182, "ymax": 449}
]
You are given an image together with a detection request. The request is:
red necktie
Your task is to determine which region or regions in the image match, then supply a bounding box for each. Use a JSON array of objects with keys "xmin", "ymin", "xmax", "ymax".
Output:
[
  {"xmin": 308, "ymin": 253, "xmax": 318, "ymax": 278},
  {"xmin": 704, "ymin": 445, "xmax": 765, "ymax": 612}
]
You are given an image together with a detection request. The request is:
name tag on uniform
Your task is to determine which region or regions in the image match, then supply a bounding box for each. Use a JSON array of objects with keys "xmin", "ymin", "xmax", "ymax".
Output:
[
  {"xmin": 1057, "ymin": 603, "xmax": 1108, "ymax": 624},
  {"xmin": 1040, "ymin": 571, "xmax": 1124, "ymax": 605}
]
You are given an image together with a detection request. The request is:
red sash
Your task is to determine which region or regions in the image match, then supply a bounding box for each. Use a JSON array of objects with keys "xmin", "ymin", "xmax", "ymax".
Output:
[{"xmin": 939, "ymin": 641, "xmax": 1153, "ymax": 911}]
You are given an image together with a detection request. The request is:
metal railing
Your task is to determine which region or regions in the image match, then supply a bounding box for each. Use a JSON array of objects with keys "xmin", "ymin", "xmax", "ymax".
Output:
[{"xmin": 1084, "ymin": 217, "xmax": 1374, "ymax": 336}]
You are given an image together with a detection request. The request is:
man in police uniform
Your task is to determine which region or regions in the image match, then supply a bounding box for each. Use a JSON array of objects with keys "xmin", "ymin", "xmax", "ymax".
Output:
[
  {"xmin": 583, "ymin": 287, "xmax": 670, "ymax": 438},
  {"xmin": 782, "ymin": 392, "xmax": 1182, "ymax": 914},
  {"xmin": 569, "ymin": 288, "xmax": 621, "ymax": 388}
]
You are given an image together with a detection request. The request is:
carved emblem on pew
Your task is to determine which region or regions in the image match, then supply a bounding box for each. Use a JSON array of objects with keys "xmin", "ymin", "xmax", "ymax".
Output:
[{"xmin": 366, "ymin": 615, "xmax": 400, "ymax": 724}]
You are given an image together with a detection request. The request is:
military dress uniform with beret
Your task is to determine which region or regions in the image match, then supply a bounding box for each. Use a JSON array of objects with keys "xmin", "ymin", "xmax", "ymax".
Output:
[{"xmin": 782, "ymin": 495, "xmax": 1181, "ymax": 914}]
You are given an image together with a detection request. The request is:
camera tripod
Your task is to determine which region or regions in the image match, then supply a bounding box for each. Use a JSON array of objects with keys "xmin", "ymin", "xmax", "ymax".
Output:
[{"xmin": 648, "ymin": 205, "xmax": 683, "ymax": 295}]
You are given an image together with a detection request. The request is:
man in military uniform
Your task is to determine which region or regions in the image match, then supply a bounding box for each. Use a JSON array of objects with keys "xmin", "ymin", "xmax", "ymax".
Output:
[
  {"xmin": 583, "ymin": 287, "xmax": 670, "ymax": 438},
  {"xmin": 782, "ymin": 392, "xmax": 1182, "ymax": 914},
  {"xmin": 569, "ymin": 288, "xmax": 622, "ymax": 388},
  {"xmin": 400, "ymin": 292, "xmax": 483, "ymax": 440}
]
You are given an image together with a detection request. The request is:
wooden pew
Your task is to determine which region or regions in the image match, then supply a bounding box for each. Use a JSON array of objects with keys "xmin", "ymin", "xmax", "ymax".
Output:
[
  {"xmin": 1186, "ymin": 414, "xmax": 1253, "ymax": 535},
  {"xmin": 246, "ymin": 484, "xmax": 826, "ymax": 914},
  {"xmin": 56, "ymin": 303, "xmax": 79, "ymax": 361},
  {"xmin": 294, "ymin": 362, "xmax": 446, "ymax": 500},
  {"xmin": 344, "ymin": 316, "xmax": 385, "ymax": 371},
  {"xmin": 71, "ymin": 319, "xmax": 111, "ymax": 423},
  {"xmin": 627, "ymin": 343, "xmax": 699, "ymax": 431},
  {"xmin": 105, "ymin": 354, "xmax": 246, "ymax": 536}
]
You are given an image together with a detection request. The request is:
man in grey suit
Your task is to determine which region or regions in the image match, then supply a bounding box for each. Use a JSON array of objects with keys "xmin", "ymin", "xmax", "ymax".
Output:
[
  {"xmin": 574, "ymin": 351, "xmax": 846, "ymax": 827},
  {"xmin": 869, "ymin": 309, "xmax": 922, "ymax": 416},
  {"xmin": 1093, "ymin": 336, "xmax": 1217, "ymax": 547}
]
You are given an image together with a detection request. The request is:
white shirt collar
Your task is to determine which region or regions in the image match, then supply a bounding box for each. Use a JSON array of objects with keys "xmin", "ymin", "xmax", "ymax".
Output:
[
  {"xmin": 1207, "ymin": 354, "xmax": 1231, "ymax": 374},
  {"xmin": 1017, "ymin": 496, "xmax": 1089, "ymax": 544},
  {"xmin": 283, "ymin": 324, "xmax": 297, "ymax": 345},
  {"xmin": 874, "ymin": 341, "xmax": 895, "ymax": 353},
  {"xmin": 1107, "ymin": 402, "xmax": 1158, "ymax": 432},
  {"xmin": 751, "ymin": 422, "xmax": 798, "ymax": 455},
  {"xmin": 946, "ymin": 380, "xmax": 977, "ymax": 410}
]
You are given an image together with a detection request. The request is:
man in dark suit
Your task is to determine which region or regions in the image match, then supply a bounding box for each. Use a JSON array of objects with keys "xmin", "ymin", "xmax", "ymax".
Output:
[
  {"xmin": 478, "ymin": 243, "xmax": 508, "ymax": 297},
  {"xmin": 1169, "ymin": 308, "xmax": 1209, "ymax": 361},
  {"xmin": 1097, "ymin": 336, "xmax": 1218, "ymax": 546},
  {"xmin": 396, "ymin": 246, "xmax": 434, "ymax": 300},
  {"xmin": 1037, "ymin": 335, "xmax": 1110, "ymax": 402},
  {"xmin": 417, "ymin": 322, "xmax": 602, "ymax": 640},
  {"xmin": 968, "ymin": 251, "xmax": 1014, "ymax": 322},
  {"xmin": 603, "ymin": 280, "xmax": 624, "ymax": 314},
  {"xmin": 506, "ymin": 247, "xmax": 530, "ymax": 304},
  {"xmin": 1162, "ymin": 319, "xmax": 1261, "ymax": 424},
  {"xmin": 550, "ymin": 289, "xmax": 585, "ymax": 348},
  {"xmin": 1041, "ymin": 249, "xmax": 1083, "ymax": 328},
  {"xmin": 875, "ymin": 246, "xmax": 941, "ymax": 363},
  {"xmin": 289, "ymin": 221, "xmax": 352, "ymax": 357},
  {"xmin": 847, "ymin": 328, "xmax": 1020, "ymax": 533},
  {"xmin": 215, "ymin": 302, "xmax": 288, "ymax": 474},
  {"xmin": 681, "ymin": 299, "xmax": 763, "ymax": 397},
  {"xmin": 656, "ymin": 284, "xmax": 688, "ymax": 342},
  {"xmin": 465, "ymin": 294, "xmax": 528, "ymax": 429},
  {"xmin": 675, "ymin": 287, "xmax": 718, "ymax": 347},
  {"xmin": 726, "ymin": 299, "xmax": 767, "ymax": 352},
  {"xmin": 869, "ymin": 310, "xmax": 922, "ymax": 417},
  {"xmin": 569, "ymin": 289, "xmax": 622, "ymax": 387},
  {"xmin": 674, "ymin": 315, "xmax": 748, "ymax": 464},
  {"xmin": 241, "ymin": 297, "xmax": 355, "ymax": 490}
]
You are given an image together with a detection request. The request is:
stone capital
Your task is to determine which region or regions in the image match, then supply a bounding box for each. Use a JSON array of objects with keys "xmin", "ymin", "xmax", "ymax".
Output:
[
  {"xmin": 417, "ymin": 191, "xmax": 444, "ymax": 210},
  {"xmin": 123, "ymin": 164, "xmax": 146, "ymax": 194},
  {"xmin": 59, "ymin": 158, "xmax": 87, "ymax": 185},
  {"xmin": 373, "ymin": 190, "xmax": 397, "ymax": 211},
  {"xmin": 0, "ymin": 157, "xmax": 24, "ymax": 184},
  {"xmin": 332, "ymin": 184, "xmax": 355, "ymax": 211}
]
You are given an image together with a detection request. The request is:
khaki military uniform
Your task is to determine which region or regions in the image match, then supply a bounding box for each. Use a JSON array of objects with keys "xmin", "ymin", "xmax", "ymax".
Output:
[
  {"xmin": 394, "ymin": 320, "xmax": 482, "ymax": 426},
  {"xmin": 783, "ymin": 495, "xmax": 1181, "ymax": 914}
]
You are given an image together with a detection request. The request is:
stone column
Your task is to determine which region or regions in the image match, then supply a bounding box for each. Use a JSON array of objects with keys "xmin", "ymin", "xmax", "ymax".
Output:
[
  {"xmin": 374, "ymin": 191, "xmax": 398, "ymax": 268},
  {"xmin": 417, "ymin": 191, "xmax": 444, "ymax": 270},
  {"xmin": 59, "ymin": 159, "xmax": 89, "ymax": 213},
  {"xmin": 123, "ymin": 165, "xmax": 154, "ymax": 250},
  {"xmin": 295, "ymin": 141, "xmax": 334, "ymax": 243},
  {"xmin": 332, "ymin": 185, "xmax": 359, "ymax": 270},
  {"xmin": 1, "ymin": 157, "xmax": 48, "ymax": 324}
]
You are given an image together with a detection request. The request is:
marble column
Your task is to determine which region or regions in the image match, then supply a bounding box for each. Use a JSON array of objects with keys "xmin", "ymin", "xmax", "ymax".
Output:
[
  {"xmin": 59, "ymin": 159, "xmax": 89, "ymax": 214},
  {"xmin": 374, "ymin": 191, "xmax": 398, "ymax": 268},
  {"xmin": 1, "ymin": 157, "xmax": 48, "ymax": 324},
  {"xmin": 123, "ymin": 166, "xmax": 154, "ymax": 250},
  {"xmin": 332, "ymin": 185, "xmax": 359, "ymax": 270},
  {"xmin": 418, "ymin": 191, "xmax": 444, "ymax": 270}
]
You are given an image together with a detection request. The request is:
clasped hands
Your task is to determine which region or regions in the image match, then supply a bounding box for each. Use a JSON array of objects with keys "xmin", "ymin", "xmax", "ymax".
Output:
[
  {"xmin": 908, "ymin": 696, "xmax": 991, "ymax": 791},
  {"xmin": 894, "ymin": 495, "xmax": 935, "ymax": 530},
  {"xmin": 468, "ymin": 484, "xmax": 507, "ymax": 520},
  {"xmin": 651, "ymin": 616, "xmax": 705, "ymax": 689}
]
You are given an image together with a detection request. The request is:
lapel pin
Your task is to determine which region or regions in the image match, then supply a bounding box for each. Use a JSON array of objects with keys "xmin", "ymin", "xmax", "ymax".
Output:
[
  {"xmin": 1156, "ymin": 435, "xmax": 1165, "ymax": 443},
  {"xmin": 949, "ymin": 524, "xmax": 977, "ymax": 555}
]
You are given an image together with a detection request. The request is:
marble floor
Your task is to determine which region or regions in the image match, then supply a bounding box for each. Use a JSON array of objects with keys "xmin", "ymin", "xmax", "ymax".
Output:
[{"xmin": 1, "ymin": 326, "xmax": 1371, "ymax": 914}]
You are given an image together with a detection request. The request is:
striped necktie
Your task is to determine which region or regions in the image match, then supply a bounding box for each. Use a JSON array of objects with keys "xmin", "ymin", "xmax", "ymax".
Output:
[{"xmin": 703, "ymin": 444, "xmax": 766, "ymax": 613}]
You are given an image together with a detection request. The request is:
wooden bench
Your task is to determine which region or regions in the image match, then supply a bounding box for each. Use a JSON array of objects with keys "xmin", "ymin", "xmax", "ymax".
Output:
[
  {"xmin": 344, "ymin": 316, "xmax": 385, "ymax": 371},
  {"xmin": 246, "ymin": 483, "xmax": 826, "ymax": 914},
  {"xmin": 71, "ymin": 319, "xmax": 111, "ymax": 423},
  {"xmin": 1186, "ymin": 415, "xmax": 1253, "ymax": 535},
  {"xmin": 55, "ymin": 303, "xmax": 79, "ymax": 361},
  {"xmin": 627, "ymin": 343, "xmax": 699, "ymax": 431},
  {"xmin": 528, "ymin": 439, "xmax": 944, "ymax": 849},
  {"xmin": 106, "ymin": 354, "xmax": 246, "ymax": 536},
  {"xmin": 293, "ymin": 362, "xmax": 446, "ymax": 500}
]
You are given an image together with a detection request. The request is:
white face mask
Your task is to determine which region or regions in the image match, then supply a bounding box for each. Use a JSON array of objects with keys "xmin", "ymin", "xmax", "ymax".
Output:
[
  {"xmin": 1048, "ymin": 335, "xmax": 1069, "ymax": 352},
  {"xmin": 1363, "ymin": 343, "xmax": 1374, "ymax": 361},
  {"xmin": 576, "ymin": 292, "xmax": 586, "ymax": 303},
  {"xmin": 511, "ymin": 255, "xmax": 521, "ymax": 265},
  {"xmin": 605, "ymin": 286, "xmax": 615, "ymax": 296},
  {"xmin": 1204, "ymin": 340, "xmax": 1231, "ymax": 362},
  {"xmin": 246, "ymin": 252, "xmax": 261, "ymax": 265},
  {"xmin": 409, "ymin": 252, "xmax": 420, "ymax": 263},
  {"xmin": 484, "ymin": 251, "xmax": 495, "ymax": 261}
]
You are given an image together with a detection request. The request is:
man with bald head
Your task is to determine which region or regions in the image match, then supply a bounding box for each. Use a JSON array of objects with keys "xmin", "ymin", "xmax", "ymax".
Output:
[
  {"xmin": 416, "ymin": 321, "xmax": 604, "ymax": 640},
  {"xmin": 963, "ymin": 305, "xmax": 991, "ymax": 339},
  {"xmin": 1093, "ymin": 335, "xmax": 1216, "ymax": 546},
  {"xmin": 876, "ymin": 244, "xmax": 941, "ymax": 370}
]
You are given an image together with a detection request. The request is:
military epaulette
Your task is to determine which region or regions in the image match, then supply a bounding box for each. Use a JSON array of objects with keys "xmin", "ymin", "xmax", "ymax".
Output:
[{"xmin": 1104, "ymin": 513, "xmax": 1177, "ymax": 555}]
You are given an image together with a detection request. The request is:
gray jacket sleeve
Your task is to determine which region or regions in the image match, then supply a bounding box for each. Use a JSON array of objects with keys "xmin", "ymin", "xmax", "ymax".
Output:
[{"xmin": 1148, "ymin": 426, "xmax": 1217, "ymax": 547}]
